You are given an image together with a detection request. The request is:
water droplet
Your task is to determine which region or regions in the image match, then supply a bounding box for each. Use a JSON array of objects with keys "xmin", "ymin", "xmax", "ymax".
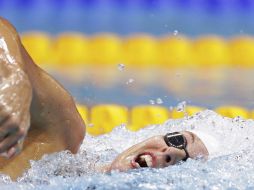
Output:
[
  {"xmin": 173, "ymin": 30, "xmax": 178, "ymax": 36},
  {"xmin": 88, "ymin": 123, "xmax": 94, "ymax": 127},
  {"xmin": 156, "ymin": 98, "xmax": 163, "ymax": 104},
  {"xmin": 126, "ymin": 78, "xmax": 134, "ymax": 85},
  {"xmin": 117, "ymin": 63, "xmax": 125, "ymax": 71},
  {"xmin": 176, "ymin": 101, "xmax": 186, "ymax": 112},
  {"xmin": 149, "ymin": 100, "xmax": 155, "ymax": 105}
]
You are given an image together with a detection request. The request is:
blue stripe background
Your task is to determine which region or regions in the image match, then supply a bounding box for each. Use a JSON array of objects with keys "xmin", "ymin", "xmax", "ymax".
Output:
[{"xmin": 0, "ymin": 0, "xmax": 253, "ymax": 36}]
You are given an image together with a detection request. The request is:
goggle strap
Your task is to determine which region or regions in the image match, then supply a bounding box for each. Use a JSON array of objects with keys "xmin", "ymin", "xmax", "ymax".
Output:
[{"xmin": 182, "ymin": 148, "xmax": 189, "ymax": 161}]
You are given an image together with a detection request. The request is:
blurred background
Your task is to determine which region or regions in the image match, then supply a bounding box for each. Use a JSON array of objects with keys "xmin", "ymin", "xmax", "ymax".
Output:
[
  {"xmin": 1, "ymin": 0, "xmax": 254, "ymax": 35},
  {"xmin": 1, "ymin": 0, "xmax": 254, "ymax": 133}
]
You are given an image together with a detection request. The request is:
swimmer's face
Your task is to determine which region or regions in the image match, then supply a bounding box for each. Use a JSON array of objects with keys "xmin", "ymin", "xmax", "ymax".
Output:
[{"xmin": 109, "ymin": 131, "xmax": 209, "ymax": 171}]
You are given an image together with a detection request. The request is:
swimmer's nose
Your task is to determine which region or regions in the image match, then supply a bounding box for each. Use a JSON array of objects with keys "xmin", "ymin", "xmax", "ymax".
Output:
[
  {"xmin": 154, "ymin": 147, "xmax": 173, "ymax": 167},
  {"xmin": 157, "ymin": 147, "xmax": 186, "ymax": 167}
]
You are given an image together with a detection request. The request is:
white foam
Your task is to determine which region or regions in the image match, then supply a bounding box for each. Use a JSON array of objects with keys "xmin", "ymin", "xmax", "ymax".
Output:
[{"xmin": 1, "ymin": 110, "xmax": 254, "ymax": 189}]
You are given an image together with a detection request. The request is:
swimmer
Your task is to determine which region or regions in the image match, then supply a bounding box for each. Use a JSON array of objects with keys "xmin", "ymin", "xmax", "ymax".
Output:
[
  {"xmin": 108, "ymin": 130, "xmax": 219, "ymax": 171},
  {"xmin": 0, "ymin": 17, "xmax": 218, "ymax": 178},
  {"xmin": 0, "ymin": 17, "xmax": 85, "ymax": 179}
]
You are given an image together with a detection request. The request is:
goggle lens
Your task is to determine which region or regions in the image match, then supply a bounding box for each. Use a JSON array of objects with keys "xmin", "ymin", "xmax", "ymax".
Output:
[
  {"xmin": 164, "ymin": 132, "xmax": 186, "ymax": 149},
  {"xmin": 164, "ymin": 132, "xmax": 189, "ymax": 161}
]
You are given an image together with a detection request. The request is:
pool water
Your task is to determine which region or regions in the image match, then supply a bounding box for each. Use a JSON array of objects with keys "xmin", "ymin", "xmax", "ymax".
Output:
[
  {"xmin": 1, "ymin": 110, "xmax": 254, "ymax": 189},
  {"xmin": 52, "ymin": 67, "xmax": 254, "ymax": 109}
]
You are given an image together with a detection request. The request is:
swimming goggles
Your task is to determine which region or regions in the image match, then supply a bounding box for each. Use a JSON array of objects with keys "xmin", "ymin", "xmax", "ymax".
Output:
[{"xmin": 164, "ymin": 132, "xmax": 189, "ymax": 161}]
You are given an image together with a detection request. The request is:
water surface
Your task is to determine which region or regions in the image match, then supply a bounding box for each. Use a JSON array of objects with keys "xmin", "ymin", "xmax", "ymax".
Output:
[{"xmin": 1, "ymin": 110, "xmax": 254, "ymax": 189}]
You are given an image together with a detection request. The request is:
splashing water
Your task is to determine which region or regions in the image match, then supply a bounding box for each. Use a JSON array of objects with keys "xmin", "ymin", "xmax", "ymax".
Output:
[
  {"xmin": 176, "ymin": 101, "xmax": 186, "ymax": 112},
  {"xmin": 156, "ymin": 98, "xmax": 163, "ymax": 105},
  {"xmin": 149, "ymin": 100, "xmax": 155, "ymax": 105},
  {"xmin": 149, "ymin": 98, "xmax": 163, "ymax": 105},
  {"xmin": 1, "ymin": 110, "xmax": 254, "ymax": 189}
]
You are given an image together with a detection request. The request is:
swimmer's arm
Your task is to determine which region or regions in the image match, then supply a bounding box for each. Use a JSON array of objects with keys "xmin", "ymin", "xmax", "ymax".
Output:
[
  {"xmin": 0, "ymin": 17, "xmax": 32, "ymax": 158},
  {"xmin": 21, "ymin": 43, "xmax": 85, "ymax": 154},
  {"xmin": 1, "ymin": 17, "xmax": 85, "ymax": 155}
]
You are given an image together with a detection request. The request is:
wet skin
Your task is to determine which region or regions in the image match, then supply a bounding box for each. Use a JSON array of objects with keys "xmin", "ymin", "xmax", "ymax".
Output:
[
  {"xmin": 0, "ymin": 17, "xmax": 85, "ymax": 179},
  {"xmin": 109, "ymin": 131, "xmax": 209, "ymax": 171}
]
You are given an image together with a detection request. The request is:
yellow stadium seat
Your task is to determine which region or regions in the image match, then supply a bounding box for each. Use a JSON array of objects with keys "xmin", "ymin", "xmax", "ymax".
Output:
[
  {"xmin": 170, "ymin": 106, "xmax": 204, "ymax": 119},
  {"xmin": 76, "ymin": 104, "xmax": 89, "ymax": 125},
  {"xmin": 215, "ymin": 106, "xmax": 249, "ymax": 119},
  {"xmin": 88, "ymin": 105, "xmax": 128, "ymax": 136},
  {"xmin": 249, "ymin": 109, "xmax": 254, "ymax": 119},
  {"xmin": 158, "ymin": 36, "xmax": 192, "ymax": 67},
  {"xmin": 53, "ymin": 33, "xmax": 90, "ymax": 65},
  {"xmin": 123, "ymin": 35, "xmax": 159, "ymax": 66},
  {"xmin": 192, "ymin": 36, "xmax": 229, "ymax": 67},
  {"xmin": 128, "ymin": 106, "xmax": 169, "ymax": 131},
  {"xmin": 228, "ymin": 36, "xmax": 254, "ymax": 67},
  {"xmin": 89, "ymin": 34, "xmax": 122, "ymax": 65},
  {"xmin": 21, "ymin": 32, "xmax": 53, "ymax": 65}
]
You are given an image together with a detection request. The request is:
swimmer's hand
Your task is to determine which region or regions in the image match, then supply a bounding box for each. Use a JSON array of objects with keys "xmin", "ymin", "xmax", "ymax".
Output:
[{"xmin": 0, "ymin": 103, "xmax": 30, "ymax": 159}]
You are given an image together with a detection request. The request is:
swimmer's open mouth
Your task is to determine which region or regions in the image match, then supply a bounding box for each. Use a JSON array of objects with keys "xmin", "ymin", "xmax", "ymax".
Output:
[{"xmin": 131, "ymin": 152, "xmax": 155, "ymax": 168}]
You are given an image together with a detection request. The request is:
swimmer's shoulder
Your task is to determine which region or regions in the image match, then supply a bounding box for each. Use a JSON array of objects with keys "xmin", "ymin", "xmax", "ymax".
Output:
[
  {"xmin": 0, "ymin": 17, "xmax": 20, "ymax": 41},
  {"xmin": 0, "ymin": 17, "xmax": 17, "ymax": 31}
]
